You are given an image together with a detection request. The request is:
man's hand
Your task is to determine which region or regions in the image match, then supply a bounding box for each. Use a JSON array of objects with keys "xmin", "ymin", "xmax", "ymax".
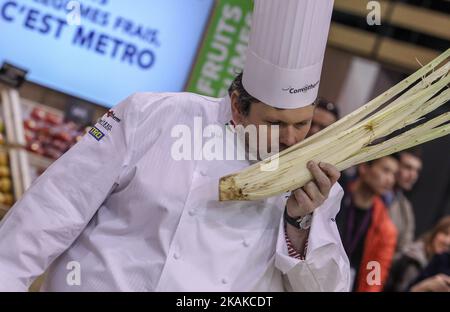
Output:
[
  {"xmin": 284, "ymin": 161, "xmax": 340, "ymax": 255},
  {"xmin": 287, "ymin": 161, "xmax": 341, "ymax": 218}
]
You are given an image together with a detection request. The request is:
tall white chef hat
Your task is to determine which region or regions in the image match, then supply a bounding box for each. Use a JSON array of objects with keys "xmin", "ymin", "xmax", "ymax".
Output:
[{"xmin": 243, "ymin": 0, "xmax": 334, "ymax": 109}]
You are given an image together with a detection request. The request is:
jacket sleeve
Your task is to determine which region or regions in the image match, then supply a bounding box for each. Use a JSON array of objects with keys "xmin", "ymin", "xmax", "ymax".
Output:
[
  {"xmin": 0, "ymin": 94, "xmax": 141, "ymax": 291},
  {"xmin": 403, "ymin": 199, "xmax": 415, "ymax": 252},
  {"xmin": 275, "ymin": 183, "xmax": 351, "ymax": 292},
  {"xmin": 378, "ymin": 222, "xmax": 398, "ymax": 289}
]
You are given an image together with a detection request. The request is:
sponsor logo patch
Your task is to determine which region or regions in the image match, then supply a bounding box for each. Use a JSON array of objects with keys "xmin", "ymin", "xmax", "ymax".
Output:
[
  {"xmin": 98, "ymin": 119, "xmax": 113, "ymax": 132},
  {"xmin": 89, "ymin": 126, "xmax": 105, "ymax": 141}
]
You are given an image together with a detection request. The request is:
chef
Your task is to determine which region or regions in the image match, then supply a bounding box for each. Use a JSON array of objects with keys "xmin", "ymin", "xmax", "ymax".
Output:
[{"xmin": 0, "ymin": 0, "xmax": 350, "ymax": 291}]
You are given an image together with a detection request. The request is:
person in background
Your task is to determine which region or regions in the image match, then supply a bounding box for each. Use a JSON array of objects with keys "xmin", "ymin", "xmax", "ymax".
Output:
[
  {"xmin": 337, "ymin": 156, "xmax": 399, "ymax": 292},
  {"xmin": 409, "ymin": 251, "xmax": 450, "ymax": 292},
  {"xmin": 386, "ymin": 149, "xmax": 423, "ymax": 257},
  {"xmin": 385, "ymin": 216, "xmax": 450, "ymax": 292},
  {"xmin": 307, "ymin": 97, "xmax": 339, "ymax": 137}
]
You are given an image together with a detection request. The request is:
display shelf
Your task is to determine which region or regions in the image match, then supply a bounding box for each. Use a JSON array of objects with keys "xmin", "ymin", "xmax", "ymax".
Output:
[
  {"xmin": 0, "ymin": 89, "xmax": 88, "ymax": 212},
  {"xmin": 0, "ymin": 90, "xmax": 20, "ymax": 215}
]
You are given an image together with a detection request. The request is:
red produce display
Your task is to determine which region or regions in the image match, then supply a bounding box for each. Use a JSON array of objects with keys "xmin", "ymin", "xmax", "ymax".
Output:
[{"xmin": 23, "ymin": 106, "xmax": 85, "ymax": 160}]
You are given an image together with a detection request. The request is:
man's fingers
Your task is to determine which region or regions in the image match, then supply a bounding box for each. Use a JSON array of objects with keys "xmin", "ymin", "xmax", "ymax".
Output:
[
  {"xmin": 303, "ymin": 182, "xmax": 325, "ymax": 206},
  {"xmin": 293, "ymin": 189, "xmax": 314, "ymax": 215},
  {"xmin": 289, "ymin": 162, "xmax": 341, "ymax": 217},
  {"xmin": 318, "ymin": 162, "xmax": 341, "ymax": 185},
  {"xmin": 307, "ymin": 161, "xmax": 331, "ymax": 196}
]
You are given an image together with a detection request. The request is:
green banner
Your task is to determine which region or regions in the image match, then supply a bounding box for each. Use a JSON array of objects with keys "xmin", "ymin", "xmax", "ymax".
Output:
[{"xmin": 186, "ymin": 0, "xmax": 254, "ymax": 98}]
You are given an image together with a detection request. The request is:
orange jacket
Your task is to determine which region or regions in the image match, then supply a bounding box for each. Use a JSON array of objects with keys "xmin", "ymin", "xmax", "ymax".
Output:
[{"xmin": 355, "ymin": 196, "xmax": 397, "ymax": 292}]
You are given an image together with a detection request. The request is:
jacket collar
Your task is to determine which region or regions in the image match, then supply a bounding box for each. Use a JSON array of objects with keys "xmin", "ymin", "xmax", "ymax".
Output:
[{"xmin": 217, "ymin": 95, "xmax": 233, "ymax": 125}]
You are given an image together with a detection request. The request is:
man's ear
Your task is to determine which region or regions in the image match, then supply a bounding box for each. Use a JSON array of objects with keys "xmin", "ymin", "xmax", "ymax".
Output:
[{"xmin": 230, "ymin": 91, "xmax": 245, "ymax": 124}]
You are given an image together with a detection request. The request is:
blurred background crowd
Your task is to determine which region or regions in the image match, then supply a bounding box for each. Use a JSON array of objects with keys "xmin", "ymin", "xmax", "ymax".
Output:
[{"xmin": 310, "ymin": 98, "xmax": 450, "ymax": 292}]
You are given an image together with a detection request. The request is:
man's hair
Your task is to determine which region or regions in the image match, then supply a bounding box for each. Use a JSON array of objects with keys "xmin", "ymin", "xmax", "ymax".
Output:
[
  {"xmin": 228, "ymin": 72, "xmax": 260, "ymax": 116},
  {"xmin": 393, "ymin": 147, "xmax": 423, "ymax": 162},
  {"xmin": 364, "ymin": 154, "xmax": 398, "ymax": 167},
  {"xmin": 316, "ymin": 97, "xmax": 339, "ymax": 119}
]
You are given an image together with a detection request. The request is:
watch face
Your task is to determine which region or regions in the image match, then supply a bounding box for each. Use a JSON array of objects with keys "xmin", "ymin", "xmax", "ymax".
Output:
[{"xmin": 299, "ymin": 214, "xmax": 312, "ymax": 229}]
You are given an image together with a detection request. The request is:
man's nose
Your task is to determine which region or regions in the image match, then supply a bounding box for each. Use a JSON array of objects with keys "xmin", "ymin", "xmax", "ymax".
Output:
[{"xmin": 280, "ymin": 126, "xmax": 298, "ymax": 147}]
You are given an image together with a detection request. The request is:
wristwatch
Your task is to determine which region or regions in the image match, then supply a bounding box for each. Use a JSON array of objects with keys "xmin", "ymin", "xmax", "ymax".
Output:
[{"xmin": 284, "ymin": 207, "xmax": 313, "ymax": 230}]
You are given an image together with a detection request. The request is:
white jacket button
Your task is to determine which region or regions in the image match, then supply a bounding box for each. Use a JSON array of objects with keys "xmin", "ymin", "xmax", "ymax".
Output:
[
  {"xmin": 173, "ymin": 253, "xmax": 180, "ymax": 260},
  {"xmin": 221, "ymin": 278, "xmax": 228, "ymax": 285},
  {"xmin": 188, "ymin": 210, "xmax": 196, "ymax": 217},
  {"xmin": 243, "ymin": 240, "xmax": 250, "ymax": 247}
]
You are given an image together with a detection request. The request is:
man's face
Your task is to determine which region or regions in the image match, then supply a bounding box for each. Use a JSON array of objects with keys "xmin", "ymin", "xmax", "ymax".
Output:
[
  {"xmin": 307, "ymin": 107, "xmax": 337, "ymax": 137},
  {"xmin": 231, "ymin": 92, "xmax": 314, "ymax": 158},
  {"xmin": 359, "ymin": 157, "xmax": 399, "ymax": 196},
  {"xmin": 396, "ymin": 153, "xmax": 422, "ymax": 191}
]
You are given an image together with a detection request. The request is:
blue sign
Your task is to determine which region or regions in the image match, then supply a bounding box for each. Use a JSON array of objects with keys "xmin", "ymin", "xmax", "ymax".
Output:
[{"xmin": 0, "ymin": 0, "xmax": 214, "ymax": 107}]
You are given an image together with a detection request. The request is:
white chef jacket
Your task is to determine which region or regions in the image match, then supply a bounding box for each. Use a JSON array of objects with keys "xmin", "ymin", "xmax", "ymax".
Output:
[{"xmin": 0, "ymin": 93, "xmax": 350, "ymax": 292}]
